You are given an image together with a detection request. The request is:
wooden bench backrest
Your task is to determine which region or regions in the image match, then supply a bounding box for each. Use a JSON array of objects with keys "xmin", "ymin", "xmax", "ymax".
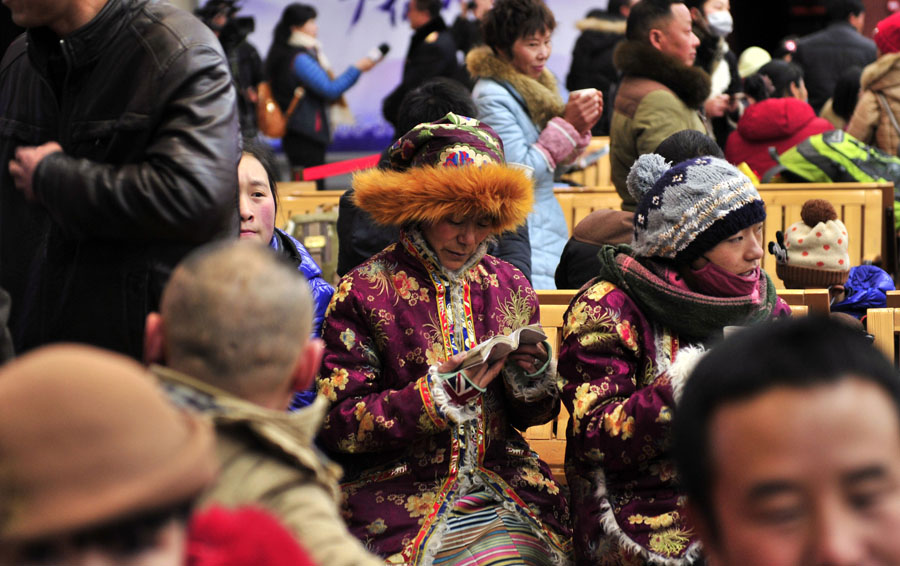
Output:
[
  {"xmin": 775, "ymin": 288, "xmax": 831, "ymax": 314},
  {"xmin": 757, "ymin": 182, "xmax": 892, "ymax": 288},
  {"xmin": 561, "ymin": 136, "xmax": 611, "ymax": 187},
  {"xmin": 275, "ymin": 186, "xmax": 342, "ymax": 229},
  {"xmin": 868, "ymin": 307, "xmax": 900, "ymax": 365},
  {"xmin": 553, "ymin": 186, "xmax": 622, "ymax": 235},
  {"xmin": 551, "ymin": 182, "xmax": 893, "ymax": 289}
]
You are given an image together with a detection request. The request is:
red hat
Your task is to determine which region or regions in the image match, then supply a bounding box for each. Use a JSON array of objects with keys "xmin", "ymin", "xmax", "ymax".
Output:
[
  {"xmin": 875, "ymin": 12, "xmax": 900, "ymax": 55},
  {"xmin": 187, "ymin": 506, "xmax": 317, "ymax": 566}
]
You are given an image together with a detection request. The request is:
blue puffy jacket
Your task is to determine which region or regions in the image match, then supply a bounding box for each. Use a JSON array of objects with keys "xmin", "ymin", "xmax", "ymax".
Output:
[
  {"xmin": 472, "ymin": 79, "xmax": 568, "ymax": 290},
  {"xmin": 832, "ymin": 265, "xmax": 895, "ymax": 319},
  {"xmin": 270, "ymin": 227, "xmax": 335, "ymax": 337},
  {"xmin": 271, "ymin": 228, "xmax": 335, "ymax": 410}
]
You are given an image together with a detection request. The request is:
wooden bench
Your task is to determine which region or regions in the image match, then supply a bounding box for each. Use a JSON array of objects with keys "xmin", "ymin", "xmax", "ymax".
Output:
[
  {"xmin": 887, "ymin": 290, "xmax": 900, "ymax": 308},
  {"xmin": 561, "ymin": 136, "xmax": 611, "ymax": 187},
  {"xmin": 275, "ymin": 184, "xmax": 342, "ymax": 229},
  {"xmin": 522, "ymin": 289, "xmax": 577, "ymax": 484},
  {"xmin": 868, "ymin": 307, "xmax": 900, "ymax": 365},
  {"xmin": 757, "ymin": 182, "xmax": 895, "ymax": 288},
  {"xmin": 776, "ymin": 288, "xmax": 831, "ymax": 315},
  {"xmin": 550, "ymin": 182, "xmax": 896, "ymax": 287},
  {"xmin": 552, "ymin": 186, "xmax": 622, "ymax": 236}
]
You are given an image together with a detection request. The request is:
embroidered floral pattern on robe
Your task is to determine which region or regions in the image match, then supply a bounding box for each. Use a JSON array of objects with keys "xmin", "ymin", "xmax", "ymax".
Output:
[{"xmin": 318, "ymin": 231, "xmax": 572, "ymax": 564}]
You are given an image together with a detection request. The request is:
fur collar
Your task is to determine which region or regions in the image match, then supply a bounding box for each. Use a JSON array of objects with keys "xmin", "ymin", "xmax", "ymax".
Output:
[
  {"xmin": 614, "ymin": 40, "xmax": 711, "ymax": 110},
  {"xmin": 467, "ymin": 45, "xmax": 565, "ymax": 129},
  {"xmin": 861, "ymin": 52, "xmax": 900, "ymax": 91},
  {"xmin": 351, "ymin": 163, "xmax": 533, "ymax": 234},
  {"xmin": 575, "ymin": 16, "xmax": 627, "ymax": 35}
]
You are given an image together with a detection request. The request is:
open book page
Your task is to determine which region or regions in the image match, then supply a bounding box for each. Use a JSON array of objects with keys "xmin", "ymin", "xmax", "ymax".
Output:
[{"xmin": 459, "ymin": 324, "xmax": 547, "ymax": 370}]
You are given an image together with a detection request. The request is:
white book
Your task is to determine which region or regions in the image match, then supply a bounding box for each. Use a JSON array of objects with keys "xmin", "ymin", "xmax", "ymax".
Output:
[{"xmin": 459, "ymin": 324, "xmax": 547, "ymax": 370}]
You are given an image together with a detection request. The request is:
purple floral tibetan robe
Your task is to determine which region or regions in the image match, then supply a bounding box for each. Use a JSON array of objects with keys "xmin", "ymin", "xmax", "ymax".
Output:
[
  {"xmin": 317, "ymin": 231, "xmax": 572, "ymax": 565},
  {"xmin": 559, "ymin": 280, "xmax": 694, "ymax": 566},
  {"xmin": 558, "ymin": 275, "xmax": 788, "ymax": 566}
]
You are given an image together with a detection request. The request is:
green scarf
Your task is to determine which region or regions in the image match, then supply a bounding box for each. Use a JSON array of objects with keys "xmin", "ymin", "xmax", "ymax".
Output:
[{"xmin": 595, "ymin": 245, "xmax": 777, "ymax": 342}]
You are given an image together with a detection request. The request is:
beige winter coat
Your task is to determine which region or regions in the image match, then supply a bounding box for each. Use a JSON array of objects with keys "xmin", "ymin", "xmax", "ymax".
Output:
[
  {"xmin": 154, "ymin": 367, "xmax": 383, "ymax": 566},
  {"xmin": 847, "ymin": 52, "xmax": 900, "ymax": 156}
]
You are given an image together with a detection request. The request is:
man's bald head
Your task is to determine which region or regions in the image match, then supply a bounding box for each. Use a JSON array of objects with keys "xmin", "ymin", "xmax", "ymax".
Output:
[{"xmin": 156, "ymin": 241, "xmax": 313, "ymax": 401}]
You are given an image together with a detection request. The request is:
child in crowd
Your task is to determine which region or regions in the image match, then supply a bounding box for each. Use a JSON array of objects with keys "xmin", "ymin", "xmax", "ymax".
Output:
[{"xmin": 237, "ymin": 139, "xmax": 334, "ymax": 409}]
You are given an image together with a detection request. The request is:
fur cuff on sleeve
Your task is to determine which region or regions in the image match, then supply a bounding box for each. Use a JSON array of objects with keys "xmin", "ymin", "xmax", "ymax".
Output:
[
  {"xmin": 427, "ymin": 365, "xmax": 479, "ymax": 424},
  {"xmin": 535, "ymin": 117, "xmax": 585, "ymax": 169},
  {"xmin": 502, "ymin": 358, "xmax": 559, "ymax": 404},
  {"xmin": 668, "ymin": 346, "xmax": 706, "ymax": 405}
]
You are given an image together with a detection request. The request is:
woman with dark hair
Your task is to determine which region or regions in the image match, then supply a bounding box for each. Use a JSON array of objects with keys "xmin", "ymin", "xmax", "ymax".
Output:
[
  {"xmin": 264, "ymin": 4, "xmax": 377, "ymax": 187},
  {"xmin": 238, "ymin": 139, "xmax": 334, "ymax": 408},
  {"xmin": 467, "ymin": 0, "xmax": 602, "ymax": 290},
  {"xmin": 724, "ymin": 60, "xmax": 832, "ymax": 177}
]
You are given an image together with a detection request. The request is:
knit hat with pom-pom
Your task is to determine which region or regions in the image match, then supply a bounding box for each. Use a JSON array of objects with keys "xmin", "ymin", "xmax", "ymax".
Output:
[
  {"xmin": 628, "ymin": 154, "xmax": 766, "ymax": 261},
  {"xmin": 776, "ymin": 199, "xmax": 850, "ymax": 288}
]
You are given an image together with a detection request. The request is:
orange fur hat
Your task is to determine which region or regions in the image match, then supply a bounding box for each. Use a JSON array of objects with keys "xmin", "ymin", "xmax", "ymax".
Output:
[{"xmin": 352, "ymin": 113, "xmax": 534, "ymax": 234}]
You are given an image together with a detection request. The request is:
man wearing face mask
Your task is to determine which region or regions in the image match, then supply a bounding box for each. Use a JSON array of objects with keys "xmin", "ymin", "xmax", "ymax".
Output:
[{"xmin": 686, "ymin": 0, "xmax": 741, "ymax": 148}]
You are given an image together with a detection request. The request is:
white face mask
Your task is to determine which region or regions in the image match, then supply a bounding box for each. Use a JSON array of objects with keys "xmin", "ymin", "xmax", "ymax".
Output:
[{"xmin": 706, "ymin": 10, "xmax": 733, "ymax": 38}]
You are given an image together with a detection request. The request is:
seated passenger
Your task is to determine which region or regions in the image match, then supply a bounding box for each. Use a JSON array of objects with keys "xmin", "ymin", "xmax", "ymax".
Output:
[
  {"xmin": 337, "ymin": 77, "xmax": 531, "ymax": 280},
  {"xmin": 558, "ymin": 155, "xmax": 790, "ymax": 565},
  {"xmin": 555, "ymin": 129, "xmax": 723, "ymax": 289},
  {"xmin": 725, "ymin": 60, "xmax": 833, "ymax": 178},
  {"xmin": 237, "ymin": 139, "xmax": 334, "ymax": 408},
  {"xmin": 674, "ymin": 316, "xmax": 900, "ymax": 566},
  {"xmin": 144, "ymin": 241, "xmax": 383, "ymax": 566},
  {"xmin": 846, "ymin": 11, "xmax": 900, "ymax": 156},
  {"xmin": 318, "ymin": 113, "xmax": 571, "ymax": 564}
]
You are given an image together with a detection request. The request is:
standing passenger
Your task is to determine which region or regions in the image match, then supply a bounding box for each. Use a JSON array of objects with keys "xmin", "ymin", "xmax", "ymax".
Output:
[
  {"xmin": 1, "ymin": 0, "xmax": 240, "ymax": 360},
  {"xmin": 468, "ymin": 0, "xmax": 602, "ymax": 289},
  {"xmin": 265, "ymin": 3, "xmax": 378, "ymax": 187},
  {"xmin": 382, "ymin": 0, "xmax": 465, "ymax": 136}
]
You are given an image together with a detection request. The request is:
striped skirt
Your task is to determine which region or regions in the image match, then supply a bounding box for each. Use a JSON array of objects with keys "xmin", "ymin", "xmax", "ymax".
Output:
[{"xmin": 431, "ymin": 489, "xmax": 557, "ymax": 566}]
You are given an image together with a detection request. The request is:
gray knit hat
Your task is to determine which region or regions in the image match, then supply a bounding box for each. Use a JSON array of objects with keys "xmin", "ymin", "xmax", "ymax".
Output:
[{"xmin": 628, "ymin": 154, "xmax": 766, "ymax": 261}]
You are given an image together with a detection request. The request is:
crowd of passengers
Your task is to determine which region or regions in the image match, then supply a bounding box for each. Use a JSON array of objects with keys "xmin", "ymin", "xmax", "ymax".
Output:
[{"xmin": 3, "ymin": 0, "xmax": 900, "ymax": 565}]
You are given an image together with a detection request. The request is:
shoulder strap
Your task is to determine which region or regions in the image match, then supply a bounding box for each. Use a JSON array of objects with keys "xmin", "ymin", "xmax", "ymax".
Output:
[{"xmin": 876, "ymin": 93, "xmax": 900, "ymax": 138}]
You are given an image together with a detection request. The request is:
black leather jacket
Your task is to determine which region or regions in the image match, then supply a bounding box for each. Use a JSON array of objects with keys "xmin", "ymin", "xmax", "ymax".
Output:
[
  {"xmin": 795, "ymin": 21, "xmax": 877, "ymax": 113},
  {"xmin": 0, "ymin": 0, "xmax": 240, "ymax": 359}
]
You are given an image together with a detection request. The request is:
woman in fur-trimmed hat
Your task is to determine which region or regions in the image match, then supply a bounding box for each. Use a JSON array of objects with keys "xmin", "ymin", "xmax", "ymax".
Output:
[
  {"xmin": 558, "ymin": 154, "xmax": 790, "ymax": 565},
  {"xmin": 316, "ymin": 113, "xmax": 572, "ymax": 565}
]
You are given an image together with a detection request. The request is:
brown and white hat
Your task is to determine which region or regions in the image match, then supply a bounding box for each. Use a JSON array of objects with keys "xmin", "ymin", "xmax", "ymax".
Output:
[{"xmin": 773, "ymin": 199, "xmax": 850, "ymax": 288}]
